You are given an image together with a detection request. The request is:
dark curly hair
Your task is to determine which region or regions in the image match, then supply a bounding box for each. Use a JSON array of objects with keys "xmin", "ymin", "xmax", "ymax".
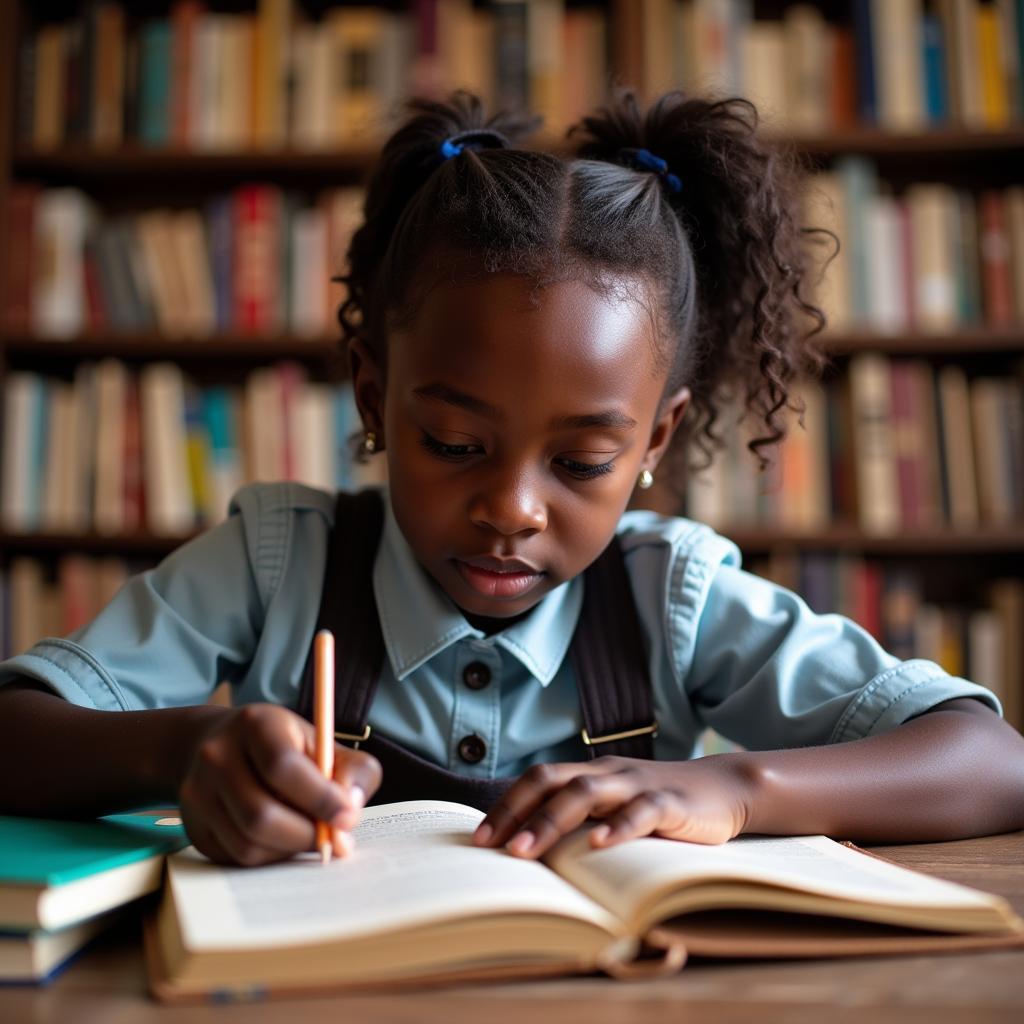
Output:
[{"xmin": 337, "ymin": 88, "xmax": 829, "ymax": 495}]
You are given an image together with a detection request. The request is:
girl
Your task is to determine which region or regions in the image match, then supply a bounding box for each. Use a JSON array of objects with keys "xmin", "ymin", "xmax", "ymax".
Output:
[{"xmin": 1, "ymin": 91, "xmax": 1021, "ymax": 868}]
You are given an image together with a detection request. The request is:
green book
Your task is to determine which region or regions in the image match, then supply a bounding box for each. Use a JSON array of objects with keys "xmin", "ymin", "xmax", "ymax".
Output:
[{"xmin": 0, "ymin": 813, "xmax": 188, "ymax": 933}]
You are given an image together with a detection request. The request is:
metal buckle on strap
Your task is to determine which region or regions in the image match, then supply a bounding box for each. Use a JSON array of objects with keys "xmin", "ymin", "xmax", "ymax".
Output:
[
  {"xmin": 580, "ymin": 721, "xmax": 658, "ymax": 747},
  {"xmin": 334, "ymin": 725, "xmax": 372, "ymax": 749}
]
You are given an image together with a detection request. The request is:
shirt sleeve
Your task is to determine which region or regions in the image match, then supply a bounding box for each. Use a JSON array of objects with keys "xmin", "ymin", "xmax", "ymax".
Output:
[
  {"xmin": 0, "ymin": 493, "xmax": 268, "ymax": 712},
  {"xmin": 673, "ymin": 554, "xmax": 1004, "ymax": 750}
]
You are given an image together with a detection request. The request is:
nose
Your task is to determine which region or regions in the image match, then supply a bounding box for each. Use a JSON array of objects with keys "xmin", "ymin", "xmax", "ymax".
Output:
[{"xmin": 468, "ymin": 467, "xmax": 548, "ymax": 538}]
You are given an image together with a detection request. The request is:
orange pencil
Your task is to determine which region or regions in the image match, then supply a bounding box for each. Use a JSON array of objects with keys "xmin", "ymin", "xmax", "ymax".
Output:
[{"xmin": 314, "ymin": 628, "xmax": 335, "ymax": 865}]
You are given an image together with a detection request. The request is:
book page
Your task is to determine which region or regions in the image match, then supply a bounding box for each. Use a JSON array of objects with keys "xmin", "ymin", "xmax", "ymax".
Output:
[
  {"xmin": 547, "ymin": 832, "xmax": 1006, "ymax": 929},
  {"xmin": 169, "ymin": 801, "xmax": 620, "ymax": 951}
]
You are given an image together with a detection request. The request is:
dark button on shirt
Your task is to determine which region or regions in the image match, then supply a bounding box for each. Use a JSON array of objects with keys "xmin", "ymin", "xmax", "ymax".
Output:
[
  {"xmin": 462, "ymin": 661, "xmax": 492, "ymax": 690},
  {"xmin": 457, "ymin": 734, "xmax": 487, "ymax": 764}
]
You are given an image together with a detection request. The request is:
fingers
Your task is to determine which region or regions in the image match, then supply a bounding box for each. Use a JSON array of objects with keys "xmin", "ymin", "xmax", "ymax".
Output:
[
  {"xmin": 182, "ymin": 705, "xmax": 382, "ymax": 866},
  {"xmin": 589, "ymin": 791, "xmax": 683, "ymax": 849},
  {"xmin": 474, "ymin": 761, "xmax": 632, "ymax": 858},
  {"xmin": 239, "ymin": 706, "xmax": 379, "ymax": 834}
]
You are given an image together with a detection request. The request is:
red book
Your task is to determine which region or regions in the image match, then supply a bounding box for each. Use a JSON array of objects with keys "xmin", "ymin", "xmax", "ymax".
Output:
[
  {"xmin": 58, "ymin": 555, "xmax": 95, "ymax": 634},
  {"xmin": 171, "ymin": 1, "xmax": 203, "ymax": 145},
  {"xmin": 411, "ymin": 0, "xmax": 441, "ymax": 99},
  {"xmin": 232, "ymin": 185, "xmax": 282, "ymax": 333},
  {"xmin": 830, "ymin": 26, "xmax": 858, "ymax": 130},
  {"xmin": 5, "ymin": 183, "xmax": 38, "ymax": 332},
  {"xmin": 979, "ymin": 190, "xmax": 1014, "ymax": 328},
  {"xmin": 854, "ymin": 560, "xmax": 884, "ymax": 643},
  {"xmin": 82, "ymin": 237, "xmax": 109, "ymax": 331}
]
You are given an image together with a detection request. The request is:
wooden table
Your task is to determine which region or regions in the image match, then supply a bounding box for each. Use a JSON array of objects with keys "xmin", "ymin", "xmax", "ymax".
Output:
[{"xmin": 2, "ymin": 831, "xmax": 1023, "ymax": 1024}]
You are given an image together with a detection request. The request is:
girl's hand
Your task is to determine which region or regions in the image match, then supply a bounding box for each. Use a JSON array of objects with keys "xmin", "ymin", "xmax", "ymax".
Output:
[
  {"xmin": 472, "ymin": 755, "xmax": 757, "ymax": 858},
  {"xmin": 178, "ymin": 703, "xmax": 382, "ymax": 867}
]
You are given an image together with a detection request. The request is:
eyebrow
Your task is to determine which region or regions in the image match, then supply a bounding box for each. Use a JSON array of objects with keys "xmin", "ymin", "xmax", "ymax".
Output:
[{"xmin": 412, "ymin": 382, "xmax": 637, "ymax": 431}]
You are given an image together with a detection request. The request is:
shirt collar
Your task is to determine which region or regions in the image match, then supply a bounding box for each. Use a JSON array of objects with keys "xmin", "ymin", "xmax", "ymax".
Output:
[{"xmin": 372, "ymin": 494, "xmax": 581, "ymax": 686}]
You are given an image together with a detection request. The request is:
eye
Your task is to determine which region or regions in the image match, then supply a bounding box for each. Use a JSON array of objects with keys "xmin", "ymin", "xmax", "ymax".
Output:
[
  {"xmin": 419, "ymin": 431, "xmax": 483, "ymax": 461},
  {"xmin": 557, "ymin": 457, "xmax": 616, "ymax": 481}
]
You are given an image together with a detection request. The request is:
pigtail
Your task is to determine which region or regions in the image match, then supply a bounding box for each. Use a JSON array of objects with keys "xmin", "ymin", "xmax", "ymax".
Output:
[
  {"xmin": 337, "ymin": 91, "xmax": 542, "ymax": 358},
  {"xmin": 569, "ymin": 89, "xmax": 830, "ymax": 469}
]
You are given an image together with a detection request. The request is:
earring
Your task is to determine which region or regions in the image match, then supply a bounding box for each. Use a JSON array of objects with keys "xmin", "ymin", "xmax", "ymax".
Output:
[
  {"xmin": 357, "ymin": 431, "xmax": 378, "ymax": 463},
  {"xmin": 637, "ymin": 468, "xmax": 654, "ymax": 490}
]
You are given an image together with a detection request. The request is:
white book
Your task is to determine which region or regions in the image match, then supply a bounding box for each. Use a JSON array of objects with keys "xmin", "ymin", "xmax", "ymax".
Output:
[
  {"xmin": 140, "ymin": 364, "xmax": 195, "ymax": 536},
  {"xmin": 294, "ymin": 384, "xmax": 337, "ymax": 491},
  {"xmin": 31, "ymin": 190, "xmax": 94, "ymax": 338},
  {"xmin": 243, "ymin": 369, "xmax": 284, "ymax": 483},
  {"xmin": 907, "ymin": 185, "xmax": 958, "ymax": 331},
  {"xmin": 865, "ymin": 194, "xmax": 907, "ymax": 331},
  {"xmin": 872, "ymin": 0, "xmax": 925, "ymax": 129},
  {"xmin": 289, "ymin": 207, "xmax": 328, "ymax": 336},
  {"xmin": 291, "ymin": 24, "xmax": 333, "ymax": 149}
]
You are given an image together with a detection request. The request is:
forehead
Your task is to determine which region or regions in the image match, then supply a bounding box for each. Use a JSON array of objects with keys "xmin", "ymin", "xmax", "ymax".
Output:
[{"xmin": 389, "ymin": 274, "xmax": 663, "ymax": 412}]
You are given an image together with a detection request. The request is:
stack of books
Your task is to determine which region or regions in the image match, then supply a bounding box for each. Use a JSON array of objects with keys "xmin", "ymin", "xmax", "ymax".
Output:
[{"xmin": 0, "ymin": 813, "xmax": 187, "ymax": 983}]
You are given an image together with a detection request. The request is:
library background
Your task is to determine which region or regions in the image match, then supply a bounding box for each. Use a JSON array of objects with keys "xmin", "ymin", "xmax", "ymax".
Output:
[{"xmin": 0, "ymin": 1, "xmax": 1021, "ymax": 736}]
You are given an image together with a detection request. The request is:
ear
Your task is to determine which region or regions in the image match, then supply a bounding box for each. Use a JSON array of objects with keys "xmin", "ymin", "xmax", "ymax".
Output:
[
  {"xmin": 348, "ymin": 337, "xmax": 386, "ymax": 446},
  {"xmin": 640, "ymin": 386, "xmax": 691, "ymax": 473}
]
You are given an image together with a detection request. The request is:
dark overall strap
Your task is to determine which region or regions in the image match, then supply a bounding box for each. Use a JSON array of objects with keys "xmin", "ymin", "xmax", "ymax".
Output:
[
  {"xmin": 297, "ymin": 490, "xmax": 656, "ymax": 767},
  {"xmin": 570, "ymin": 539, "xmax": 657, "ymax": 759},
  {"xmin": 296, "ymin": 489, "xmax": 387, "ymax": 736}
]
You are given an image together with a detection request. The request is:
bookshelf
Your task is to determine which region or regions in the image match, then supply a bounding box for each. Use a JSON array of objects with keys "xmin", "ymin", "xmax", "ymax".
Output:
[{"xmin": 1, "ymin": 0, "xmax": 1022, "ymax": 726}]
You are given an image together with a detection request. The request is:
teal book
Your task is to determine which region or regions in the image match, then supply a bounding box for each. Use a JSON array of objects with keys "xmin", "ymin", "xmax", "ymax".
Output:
[
  {"xmin": 138, "ymin": 21, "xmax": 172, "ymax": 146},
  {"xmin": 0, "ymin": 813, "xmax": 188, "ymax": 933}
]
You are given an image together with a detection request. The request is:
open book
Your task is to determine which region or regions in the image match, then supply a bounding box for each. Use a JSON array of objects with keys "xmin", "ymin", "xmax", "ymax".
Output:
[{"xmin": 146, "ymin": 800, "xmax": 1024, "ymax": 1002}]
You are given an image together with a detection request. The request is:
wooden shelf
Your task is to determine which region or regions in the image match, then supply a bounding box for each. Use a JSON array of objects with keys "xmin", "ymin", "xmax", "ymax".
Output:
[
  {"xmin": 725, "ymin": 525, "xmax": 1024, "ymax": 555},
  {"xmin": 12, "ymin": 127, "xmax": 1024, "ymax": 181},
  {"xmin": 770, "ymin": 127, "xmax": 1024, "ymax": 157},
  {"xmin": 820, "ymin": 328, "xmax": 1024, "ymax": 355},
  {"xmin": 0, "ymin": 333, "xmax": 344, "ymax": 366}
]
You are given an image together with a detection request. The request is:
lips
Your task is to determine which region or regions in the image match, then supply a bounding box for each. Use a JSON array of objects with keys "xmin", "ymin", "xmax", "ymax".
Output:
[
  {"xmin": 458, "ymin": 554, "xmax": 542, "ymax": 575},
  {"xmin": 453, "ymin": 554, "xmax": 545, "ymax": 600}
]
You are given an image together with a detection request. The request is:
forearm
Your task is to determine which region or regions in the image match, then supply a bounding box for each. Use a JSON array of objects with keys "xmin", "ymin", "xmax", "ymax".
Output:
[
  {"xmin": 737, "ymin": 698, "xmax": 1024, "ymax": 842},
  {"xmin": 0, "ymin": 681, "xmax": 229, "ymax": 818}
]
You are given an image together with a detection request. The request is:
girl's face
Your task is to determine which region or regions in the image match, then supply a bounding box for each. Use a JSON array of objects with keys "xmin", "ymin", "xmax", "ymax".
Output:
[{"xmin": 353, "ymin": 273, "xmax": 689, "ymax": 632}]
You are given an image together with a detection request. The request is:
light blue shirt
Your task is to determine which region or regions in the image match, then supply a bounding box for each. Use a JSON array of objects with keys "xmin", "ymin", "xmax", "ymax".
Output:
[{"xmin": 0, "ymin": 482, "xmax": 1001, "ymax": 778}]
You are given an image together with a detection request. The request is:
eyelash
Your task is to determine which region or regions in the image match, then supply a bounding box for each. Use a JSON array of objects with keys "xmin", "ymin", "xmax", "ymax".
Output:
[{"xmin": 418, "ymin": 432, "xmax": 615, "ymax": 481}]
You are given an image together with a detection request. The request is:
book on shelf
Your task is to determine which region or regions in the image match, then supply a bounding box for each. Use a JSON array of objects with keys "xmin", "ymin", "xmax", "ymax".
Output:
[
  {"xmin": 1, "ymin": 555, "xmax": 130, "ymax": 660},
  {"xmin": 0, "ymin": 361, "xmax": 385, "ymax": 540},
  {"xmin": 146, "ymin": 798, "xmax": 1024, "ymax": 1002},
  {"xmin": 684, "ymin": 355, "xmax": 1024, "ymax": 535},
  {"xmin": 15, "ymin": 0, "xmax": 1024, "ymax": 154},
  {"xmin": 805, "ymin": 169, "xmax": 1024, "ymax": 334},
  {"xmin": 0, "ymin": 812, "xmax": 188, "ymax": 983},
  {"xmin": 4, "ymin": 183, "xmax": 365, "ymax": 339}
]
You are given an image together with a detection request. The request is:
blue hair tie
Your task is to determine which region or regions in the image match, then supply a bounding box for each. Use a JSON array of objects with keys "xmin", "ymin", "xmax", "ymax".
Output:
[
  {"xmin": 438, "ymin": 129, "xmax": 512, "ymax": 164},
  {"xmin": 440, "ymin": 138, "xmax": 464, "ymax": 160},
  {"xmin": 631, "ymin": 148, "xmax": 682, "ymax": 194}
]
